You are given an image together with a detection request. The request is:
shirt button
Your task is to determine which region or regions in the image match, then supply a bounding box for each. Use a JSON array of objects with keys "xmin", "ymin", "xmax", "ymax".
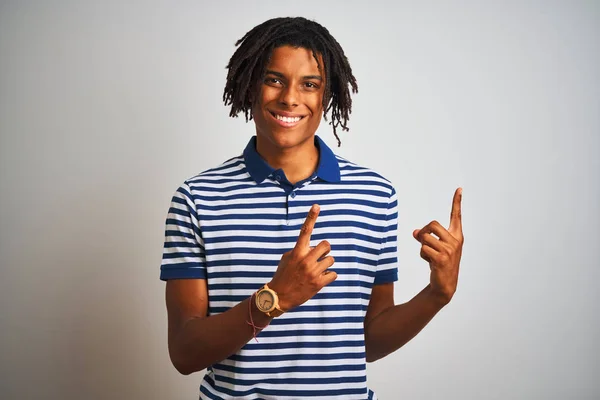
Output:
[
  {"xmin": 275, "ymin": 175, "xmax": 281, "ymax": 181},
  {"xmin": 290, "ymin": 192, "xmax": 297, "ymax": 198}
]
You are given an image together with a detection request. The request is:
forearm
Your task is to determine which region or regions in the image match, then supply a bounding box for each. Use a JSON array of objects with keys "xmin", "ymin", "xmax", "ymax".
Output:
[
  {"xmin": 365, "ymin": 284, "xmax": 447, "ymax": 362},
  {"xmin": 170, "ymin": 296, "xmax": 272, "ymax": 375}
]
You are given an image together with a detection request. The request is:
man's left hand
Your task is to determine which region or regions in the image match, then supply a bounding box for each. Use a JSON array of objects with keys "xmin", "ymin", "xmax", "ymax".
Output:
[{"xmin": 413, "ymin": 187, "xmax": 464, "ymax": 306}]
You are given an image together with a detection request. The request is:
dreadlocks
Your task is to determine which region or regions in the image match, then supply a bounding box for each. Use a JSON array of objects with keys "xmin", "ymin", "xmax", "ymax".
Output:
[{"xmin": 223, "ymin": 17, "xmax": 358, "ymax": 147}]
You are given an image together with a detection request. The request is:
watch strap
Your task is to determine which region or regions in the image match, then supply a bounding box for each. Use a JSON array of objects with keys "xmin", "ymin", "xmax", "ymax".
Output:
[{"xmin": 266, "ymin": 306, "xmax": 284, "ymax": 318}]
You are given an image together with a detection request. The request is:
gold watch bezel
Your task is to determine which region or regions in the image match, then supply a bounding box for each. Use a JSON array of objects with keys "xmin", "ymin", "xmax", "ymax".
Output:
[{"xmin": 255, "ymin": 284, "xmax": 284, "ymax": 317}]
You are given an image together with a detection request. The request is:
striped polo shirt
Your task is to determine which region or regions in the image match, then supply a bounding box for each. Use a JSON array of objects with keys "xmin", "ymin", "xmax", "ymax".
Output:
[{"xmin": 160, "ymin": 135, "xmax": 398, "ymax": 399}]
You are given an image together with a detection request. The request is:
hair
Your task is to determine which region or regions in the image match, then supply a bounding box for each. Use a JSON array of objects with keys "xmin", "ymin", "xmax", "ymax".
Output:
[{"xmin": 223, "ymin": 17, "xmax": 358, "ymax": 147}]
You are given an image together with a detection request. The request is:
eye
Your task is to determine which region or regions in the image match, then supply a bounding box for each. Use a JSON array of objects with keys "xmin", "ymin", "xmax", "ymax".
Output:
[
  {"xmin": 304, "ymin": 81, "xmax": 320, "ymax": 89},
  {"xmin": 264, "ymin": 77, "xmax": 283, "ymax": 86}
]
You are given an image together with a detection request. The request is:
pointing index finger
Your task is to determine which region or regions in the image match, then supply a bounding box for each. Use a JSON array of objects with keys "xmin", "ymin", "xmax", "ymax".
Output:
[
  {"xmin": 449, "ymin": 187, "xmax": 462, "ymax": 234},
  {"xmin": 296, "ymin": 204, "xmax": 320, "ymax": 249}
]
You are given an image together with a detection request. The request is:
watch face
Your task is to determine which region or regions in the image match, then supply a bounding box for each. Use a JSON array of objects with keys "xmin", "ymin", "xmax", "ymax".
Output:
[{"xmin": 256, "ymin": 290, "xmax": 275, "ymax": 312}]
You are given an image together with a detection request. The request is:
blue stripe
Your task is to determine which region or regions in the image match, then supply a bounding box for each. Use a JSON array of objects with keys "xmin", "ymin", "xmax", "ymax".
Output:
[
  {"xmin": 229, "ymin": 351, "xmax": 365, "ymax": 362},
  {"xmin": 163, "ymin": 241, "xmax": 199, "ymax": 248},
  {"xmin": 201, "ymin": 220, "xmax": 383, "ymax": 233},
  {"xmin": 205, "ymin": 268, "xmax": 375, "ymax": 279},
  {"xmin": 213, "ymin": 362, "xmax": 366, "ymax": 375},
  {"xmin": 203, "ymin": 231, "xmax": 381, "ymax": 245},
  {"xmin": 162, "ymin": 252, "xmax": 202, "ymax": 260},
  {"xmin": 377, "ymin": 257, "xmax": 397, "ymax": 266},
  {"xmin": 160, "ymin": 265, "xmax": 206, "ymax": 280},
  {"xmin": 254, "ymin": 328, "xmax": 364, "ymax": 338},
  {"xmin": 210, "ymin": 303, "xmax": 368, "ymax": 314},
  {"xmin": 322, "ymin": 179, "xmax": 390, "ymax": 188},
  {"xmin": 268, "ymin": 316, "xmax": 364, "ymax": 326},
  {"xmin": 243, "ymin": 340, "xmax": 365, "ymax": 350},
  {"xmin": 303, "ymin": 188, "xmax": 389, "ymax": 197},
  {"xmin": 170, "ymin": 195, "xmax": 187, "ymax": 206},
  {"xmin": 384, "ymin": 222, "xmax": 398, "ymax": 233},
  {"xmin": 205, "ymin": 244, "xmax": 379, "ymax": 256},
  {"xmin": 381, "ymin": 245, "xmax": 396, "ymax": 254},
  {"xmin": 165, "ymin": 218, "xmax": 194, "ymax": 229},
  {"xmin": 167, "ymin": 206, "xmax": 190, "ymax": 218},
  {"xmin": 191, "ymin": 188, "xmax": 389, "ymax": 202},
  {"xmin": 217, "ymin": 374, "xmax": 367, "ymax": 386},
  {"xmin": 197, "ymin": 208, "xmax": 386, "ymax": 222},
  {"xmin": 209, "ymin": 292, "xmax": 369, "ymax": 303}
]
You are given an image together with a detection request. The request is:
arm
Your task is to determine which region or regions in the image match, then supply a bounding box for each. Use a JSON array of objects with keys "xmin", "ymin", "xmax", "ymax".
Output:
[
  {"xmin": 166, "ymin": 279, "xmax": 273, "ymax": 375},
  {"xmin": 365, "ymin": 188, "xmax": 464, "ymax": 362},
  {"xmin": 166, "ymin": 204, "xmax": 336, "ymax": 375},
  {"xmin": 364, "ymin": 283, "xmax": 446, "ymax": 362}
]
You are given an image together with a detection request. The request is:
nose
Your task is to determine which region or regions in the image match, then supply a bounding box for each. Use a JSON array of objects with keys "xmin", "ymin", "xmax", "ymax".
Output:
[{"xmin": 279, "ymin": 85, "xmax": 299, "ymax": 107}]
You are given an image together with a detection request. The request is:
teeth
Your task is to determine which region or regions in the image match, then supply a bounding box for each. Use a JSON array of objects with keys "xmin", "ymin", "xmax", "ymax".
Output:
[{"xmin": 275, "ymin": 114, "xmax": 301, "ymax": 123}]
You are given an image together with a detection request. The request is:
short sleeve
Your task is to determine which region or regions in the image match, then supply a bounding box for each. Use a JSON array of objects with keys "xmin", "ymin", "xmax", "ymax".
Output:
[
  {"xmin": 160, "ymin": 182, "xmax": 207, "ymax": 280},
  {"xmin": 374, "ymin": 187, "xmax": 398, "ymax": 284}
]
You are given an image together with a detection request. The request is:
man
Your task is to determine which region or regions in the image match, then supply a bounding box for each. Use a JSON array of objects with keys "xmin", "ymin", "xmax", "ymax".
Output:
[{"xmin": 160, "ymin": 17, "xmax": 463, "ymax": 399}]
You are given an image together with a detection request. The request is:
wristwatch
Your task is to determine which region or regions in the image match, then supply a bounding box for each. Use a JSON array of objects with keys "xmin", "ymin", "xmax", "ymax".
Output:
[{"xmin": 255, "ymin": 284, "xmax": 285, "ymax": 317}]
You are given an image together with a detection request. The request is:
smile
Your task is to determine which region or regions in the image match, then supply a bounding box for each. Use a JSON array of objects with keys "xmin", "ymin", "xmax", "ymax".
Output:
[{"xmin": 269, "ymin": 111, "xmax": 305, "ymax": 127}]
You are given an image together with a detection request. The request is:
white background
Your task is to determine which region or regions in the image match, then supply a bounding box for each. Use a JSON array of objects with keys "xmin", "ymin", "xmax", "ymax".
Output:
[{"xmin": 1, "ymin": 1, "xmax": 598, "ymax": 399}]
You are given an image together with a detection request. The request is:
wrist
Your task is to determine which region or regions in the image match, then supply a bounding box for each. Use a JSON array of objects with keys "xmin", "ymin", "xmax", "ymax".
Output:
[
  {"xmin": 265, "ymin": 281, "xmax": 291, "ymax": 312},
  {"xmin": 425, "ymin": 285, "xmax": 452, "ymax": 309}
]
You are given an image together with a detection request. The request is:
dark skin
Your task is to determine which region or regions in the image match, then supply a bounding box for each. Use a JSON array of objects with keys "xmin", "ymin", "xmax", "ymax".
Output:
[
  {"xmin": 251, "ymin": 45, "xmax": 325, "ymax": 184},
  {"xmin": 165, "ymin": 45, "xmax": 464, "ymax": 374}
]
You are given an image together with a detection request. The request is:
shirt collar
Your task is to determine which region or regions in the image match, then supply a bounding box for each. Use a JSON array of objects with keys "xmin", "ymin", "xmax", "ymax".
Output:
[{"xmin": 243, "ymin": 135, "xmax": 341, "ymax": 184}]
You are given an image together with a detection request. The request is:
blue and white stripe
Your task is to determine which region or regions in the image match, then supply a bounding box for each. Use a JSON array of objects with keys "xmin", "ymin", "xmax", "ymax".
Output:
[{"xmin": 161, "ymin": 136, "xmax": 398, "ymax": 399}]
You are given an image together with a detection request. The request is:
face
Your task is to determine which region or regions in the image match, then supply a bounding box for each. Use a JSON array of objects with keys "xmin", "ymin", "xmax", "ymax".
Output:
[{"xmin": 251, "ymin": 45, "xmax": 325, "ymax": 153}]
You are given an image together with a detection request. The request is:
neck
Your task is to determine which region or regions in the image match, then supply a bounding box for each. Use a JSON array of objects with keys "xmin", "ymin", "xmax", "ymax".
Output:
[{"xmin": 256, "ymin": 136, "xmax": 319, "ymax": 185}]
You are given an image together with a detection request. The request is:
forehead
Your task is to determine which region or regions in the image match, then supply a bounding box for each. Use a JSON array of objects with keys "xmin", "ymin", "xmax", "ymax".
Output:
[{"xmin": 266, "ymin": 45, "xmax": 323, "ymax": 76}]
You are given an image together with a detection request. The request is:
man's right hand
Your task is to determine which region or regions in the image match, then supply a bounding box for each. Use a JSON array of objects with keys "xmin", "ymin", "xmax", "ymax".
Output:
[{"xmin": 268, "ymin": 204, "xmax": 337, "ymax": 311}]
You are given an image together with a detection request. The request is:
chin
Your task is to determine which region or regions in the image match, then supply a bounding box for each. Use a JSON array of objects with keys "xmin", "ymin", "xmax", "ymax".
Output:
[{"xmin": 264, "ymin": 128, "xmax": 315, "ymax": 149}]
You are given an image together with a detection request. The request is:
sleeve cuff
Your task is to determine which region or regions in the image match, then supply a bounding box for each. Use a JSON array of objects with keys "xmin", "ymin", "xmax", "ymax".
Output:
[
  {"xmin": 374, "ymin": 268, "xmax": 398, "ymax": 285},
  {"xmin": 160, "ymin": 265, "xmax": 207, "ymax": 281}
]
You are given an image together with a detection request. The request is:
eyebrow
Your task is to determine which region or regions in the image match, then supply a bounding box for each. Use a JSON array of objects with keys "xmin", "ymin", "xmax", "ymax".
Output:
[{"xmin": 265, "ymin": 69, "xmax": 323, "ymax": 81}]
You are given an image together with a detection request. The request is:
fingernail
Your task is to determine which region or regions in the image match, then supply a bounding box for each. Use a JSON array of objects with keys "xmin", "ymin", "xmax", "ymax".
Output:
[{"xmin": 311, "ymin": 204, "xmax": 319, "ymax": 212}]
